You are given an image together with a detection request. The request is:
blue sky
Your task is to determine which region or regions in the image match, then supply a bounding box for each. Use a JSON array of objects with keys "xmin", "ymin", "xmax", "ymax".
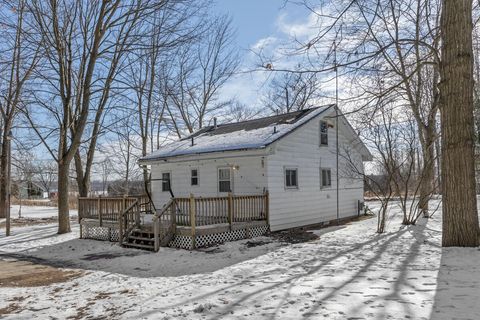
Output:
[
  {"xmin": 214, "ymin": 0, "xmax": 286, "ymax": 50},
  {"xmin": 212, "ymin": 1, "xmax": 317, "ymax": 108}
]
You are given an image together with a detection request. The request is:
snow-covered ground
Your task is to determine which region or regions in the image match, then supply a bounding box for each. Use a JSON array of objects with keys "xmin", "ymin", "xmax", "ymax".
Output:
[
  {"xmin": 0, "ymin": 201, "xmax": 479, "ymax": 319},
  {"xmin": 9, "ymin": 205, "xmax": 78, "ymax": 219}
]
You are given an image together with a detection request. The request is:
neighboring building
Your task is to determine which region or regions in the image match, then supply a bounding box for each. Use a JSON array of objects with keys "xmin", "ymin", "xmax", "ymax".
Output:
[
  {"xmin": 14, "ymin": 181, "xmax": 49, "ymax": 200},
  {"xmin": 139, "ymin": 105, "xmax": 372, "ymax": 232}
]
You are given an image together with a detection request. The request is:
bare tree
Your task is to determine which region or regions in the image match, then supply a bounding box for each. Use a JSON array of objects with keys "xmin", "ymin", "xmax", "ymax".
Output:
[
  {"xmin": 24, "ymin": 1, "xmax": 166, "ymax": 233},
  {"xmin": 123, "ymin": 1, "xmax": 206, "ymax": 187},
  {"xmin": 166, "ymin": 15, "xmax": 240, "ymax": 136},
  {"xmin": 102, "ymin": 110, "xmax": 143, "ymax": 196},
  {"xmin": 222, "ymin": 101, "xmax": 262, "ymax": 123},
  {"xmin": 0, "ymin": 0, "xmax": 40, "ymax": 218},
  {"xmin": 35, "ymin": 161, "xmax": 56, "ymax": 197},
  {"xmin": 269, "ymin": 0, "xmax": 442, "ymax": 219},
  {"xmin": 439, "ymin": 0, "xmax": 479, "ymax": 247},
  {"xmin": 263, "ymin": 68, "xmax": 321, "ymax": 114}
]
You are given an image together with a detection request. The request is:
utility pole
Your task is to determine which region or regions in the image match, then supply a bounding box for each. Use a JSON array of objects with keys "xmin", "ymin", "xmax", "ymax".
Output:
[{"xmin": 334, "ymin": 40, "xmax": 340, "ymax": 223}]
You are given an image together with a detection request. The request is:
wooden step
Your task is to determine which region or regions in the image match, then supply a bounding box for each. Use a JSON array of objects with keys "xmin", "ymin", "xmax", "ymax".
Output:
[
  {"xmin": 122, "ymin": 242, "xmax": 155, "ymax": 250},
  {"xmin": 131, "ymin": 229, "xmax": 154, "ymax": 236},
  {"xmin": 128, "ymin": 235, "xmax": 154, "ymax": 241}
]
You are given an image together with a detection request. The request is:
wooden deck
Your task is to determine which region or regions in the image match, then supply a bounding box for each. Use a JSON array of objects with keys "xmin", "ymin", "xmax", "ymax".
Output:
[{"xmin": 78, "ymin": 193, "xmax": 269, "ymax": 250}]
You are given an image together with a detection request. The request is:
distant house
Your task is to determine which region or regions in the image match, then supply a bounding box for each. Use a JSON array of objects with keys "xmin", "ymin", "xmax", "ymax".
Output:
[
  {"xmin": 15, "ymin": 181, "xmax": 49, "ymax": 200},
  {"xmin": 139, "ymin": 105, "xmax": 372, "ymax": 232}
]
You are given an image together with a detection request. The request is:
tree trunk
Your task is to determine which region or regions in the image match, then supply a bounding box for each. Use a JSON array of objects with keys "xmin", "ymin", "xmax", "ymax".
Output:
[
  {"xmin": 74, "ymin": 153, "xmax": 89, "ymax": 197},
  {"xmin": 439, "ymin": 0, "xmax": 479, "ymax": 247},
  {"xmin": 0, "ymin": 138, "xmax": 8, "ymax": 219},
  {"xmin": 419, "ymin": 129, "xmax": 436, "ymax": 218},
  {"xmin": 57, "ymin": 162, "xmax": 71, "ymax": 234}
]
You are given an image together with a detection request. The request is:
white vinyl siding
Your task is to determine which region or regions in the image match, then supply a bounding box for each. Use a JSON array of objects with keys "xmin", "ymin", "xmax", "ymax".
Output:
[
  {"xmin": 266, "ymin": 108, "xmax": 365, "ymax": 231},
  {"xmin": 150, "ymin": 156, "xmax": 267, "ymax": 209}
]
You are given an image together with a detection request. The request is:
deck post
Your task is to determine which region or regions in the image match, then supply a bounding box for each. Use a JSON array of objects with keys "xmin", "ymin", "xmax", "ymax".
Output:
[
  {"xmin": 264, "ymin": 191, "xmax": 269, "ymax": 223},
  {"xmin": 170, "ymin": 201, "xmax": 176, "ymax": 230},
  {"xmin": 79, "ymin": 198, "xmax": 83, "ymax": 239},
  {"xmin": 190, "ymin": 194, "xmax": 196, "ymax": 249},
  {"xmin": 118, "ymin": 211, "xmax": 123, "ymax": 245},
  {"xmin": 228, "ymin": 192, "xmax": 233, "ymax": 228},
  {"xmin": 98, "ymin": 198, "xmax": 103, "ymax": 227},
  {"xmin": 153, "ymin": 218, "xmax": 160, "ymax": 252}
]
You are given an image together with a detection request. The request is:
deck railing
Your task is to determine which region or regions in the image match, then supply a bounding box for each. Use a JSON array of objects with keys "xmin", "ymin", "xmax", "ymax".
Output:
[
  {"xmin": 174, "ymin": 192, "xmax": 269, "ymax": 227},
  {"xmin": 79, "ymin": 193, "xmax": 269, "ymax": 250},
  {"xmin": 78, "ymin": 195, "xmax": 149, "ymax": 225}
]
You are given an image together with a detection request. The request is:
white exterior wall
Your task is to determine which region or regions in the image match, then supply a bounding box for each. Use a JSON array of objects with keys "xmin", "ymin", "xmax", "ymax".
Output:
[
  {"xmin": 266, "ymin": 110, "xmax": 365, "ymax": 231},
  {"xmin": 150, "ymin": 155, "xmax": 268, "ymax": 209}
]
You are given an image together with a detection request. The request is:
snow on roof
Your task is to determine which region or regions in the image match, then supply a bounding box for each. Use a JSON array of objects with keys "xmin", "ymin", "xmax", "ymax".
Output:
[{"xmin": 140, "ymin": 105, "xmax": 334, "ymax": 162}]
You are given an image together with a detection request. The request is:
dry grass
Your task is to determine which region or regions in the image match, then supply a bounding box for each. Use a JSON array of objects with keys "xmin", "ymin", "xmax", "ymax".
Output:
[{"xmin": 0, "ymin": 259, "xmax": 83, "ymax": 288}]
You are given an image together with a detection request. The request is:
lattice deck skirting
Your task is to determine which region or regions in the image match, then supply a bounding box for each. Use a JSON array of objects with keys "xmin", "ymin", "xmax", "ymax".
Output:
[
  {"xmin": 169, "ymin": 224, "xmax": 270, "ymax": 250},
  {"xmin": 80, "ymin": 218, "xmax": 269, "ymax": 250},
  {"xmin": 81, "ymin": 224, "xmax": 119, "ymax": 242}
]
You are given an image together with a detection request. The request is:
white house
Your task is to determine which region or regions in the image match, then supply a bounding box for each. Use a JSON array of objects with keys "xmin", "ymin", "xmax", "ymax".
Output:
[{"xmin": 139, "ymin": 105, "xmax": 372, "ymax": 232}]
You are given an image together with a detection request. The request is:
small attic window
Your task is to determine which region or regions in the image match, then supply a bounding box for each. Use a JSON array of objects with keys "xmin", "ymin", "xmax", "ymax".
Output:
[{"xmin": 320, "ymin": 121, "xmax": 328, "ymax": 146}]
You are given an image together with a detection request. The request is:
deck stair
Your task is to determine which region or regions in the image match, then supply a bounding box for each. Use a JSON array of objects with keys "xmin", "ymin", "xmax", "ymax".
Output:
[
  {"xmin": 119, "ymin": 199, "xmax": 177, "ymax": 251},
  {"xmin": 122, "ymin": 228, "xmax": 156, "ymax": 251}
]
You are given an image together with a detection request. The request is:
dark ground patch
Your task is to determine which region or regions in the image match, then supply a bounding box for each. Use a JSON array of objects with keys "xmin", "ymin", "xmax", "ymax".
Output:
[
  {"xmin": 270, "ymin": 229, "xmax": 319, "ymax": 244},
  {"xmin": 81, "ymin": 251, "xmax": 147, "ymax": 261}
]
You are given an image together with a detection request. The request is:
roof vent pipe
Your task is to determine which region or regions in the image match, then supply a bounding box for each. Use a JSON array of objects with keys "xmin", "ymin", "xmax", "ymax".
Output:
[
  {"xmin": 273, "ymin": 126, "xmax": 277, "ymax": 134},
  {"xmin": 213, "ymin": 117, "xmax": 217, "ymax": 129},
  {"xmin": 191, "ymin": 137, "xmax": 194, "ymax": 146}
]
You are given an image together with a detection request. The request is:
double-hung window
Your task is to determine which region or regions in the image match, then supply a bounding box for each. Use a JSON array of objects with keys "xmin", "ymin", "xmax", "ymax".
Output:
[
  {"xmin": 218, "ymin": 168, "xmax": 231, "ymax": 193},
  {"xmin": 191, "ymin": 169, "xmax": 199, "ymax": 186},
  {"xmin": 162, "ymin": 172, "xmax": 171, "ymax": 192},
  {"xmin": 321, "ymin": 168, "xmax": 332, "ymax": 188},
  {"xmin": 320, "ymin": 121, "xmax": 328, "ymax": 146},
  {"xmin": 285, "ymin": 168, "xmax": 298, "ymax": 189}
]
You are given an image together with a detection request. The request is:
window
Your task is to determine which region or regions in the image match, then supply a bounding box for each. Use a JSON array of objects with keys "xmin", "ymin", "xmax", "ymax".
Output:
[
  {"xmin": 191, "ymin": 169, "xmax": 199, "ymax": 186},
  {"xmin": 321, "ymin": 168, "xmax": 332, "ymax": 188},
  {"xmin": 285, "ymin": 168, "xmax": 298, "ymax": 189},
  {"xmin": 162, "ymin": 172, "xmax": 171, "ymax": 192},
  {"xmin": 218, "ymin": 168, "xmax": 231, "ymax": 192},
  {"xmin": 320, "ymin": 121, "xmax": 328, "ymax": 146}
]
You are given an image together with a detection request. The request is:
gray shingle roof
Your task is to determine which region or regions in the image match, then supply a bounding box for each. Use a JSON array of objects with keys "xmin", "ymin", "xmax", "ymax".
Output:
[{"xmin": 140, "ymin": 105, "xmax": 334, "ymax": 162}]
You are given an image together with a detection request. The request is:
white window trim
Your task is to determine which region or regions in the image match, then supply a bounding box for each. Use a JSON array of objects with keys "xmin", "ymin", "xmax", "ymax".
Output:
[
  {"xmin": 320, "ymin": 120, "xmax": 329, "ymax": 146},
  {"xmin": 284, "ymin": 166, "xmax": 299, "ymax": 190},
  {"xmin": 320, "ymin": 168, "xmax": 332, "ymax": 189},
  {"xmin": 161, "ymin": 171, "xmax": 171, "ymax": 192},
  {"xmin": 217, "ymin": 167, "xmax": 233, "ymax": 193},
  {"xmin": 190, "ymin": 168, "xmax": 199, "ymax": 186}
]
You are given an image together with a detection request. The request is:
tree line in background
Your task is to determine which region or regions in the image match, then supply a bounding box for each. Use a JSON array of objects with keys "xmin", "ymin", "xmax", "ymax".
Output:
[{"xmin": 0, "ymin": 0, "xmax": 478, "ymax": 247}]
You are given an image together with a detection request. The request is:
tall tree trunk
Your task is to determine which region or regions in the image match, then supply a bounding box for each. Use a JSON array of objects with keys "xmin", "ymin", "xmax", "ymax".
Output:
[
  {"xmin": 439, "ymin": 0, "xmax": 480, "ymax": 247},
  {"xmin": 57, "ymin": 161, "xmax": 71, "ymax": 234},
  {"xmin": 0, "ymin": 138, "xmax": 8, "ymax": 219},
  {"xmin": 419, "ymin": 128, "xmax": 436, "ymax": 217},
  {"xmin": 74, "ymin": 153, "xmax": 89, "ymax": 197}
]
